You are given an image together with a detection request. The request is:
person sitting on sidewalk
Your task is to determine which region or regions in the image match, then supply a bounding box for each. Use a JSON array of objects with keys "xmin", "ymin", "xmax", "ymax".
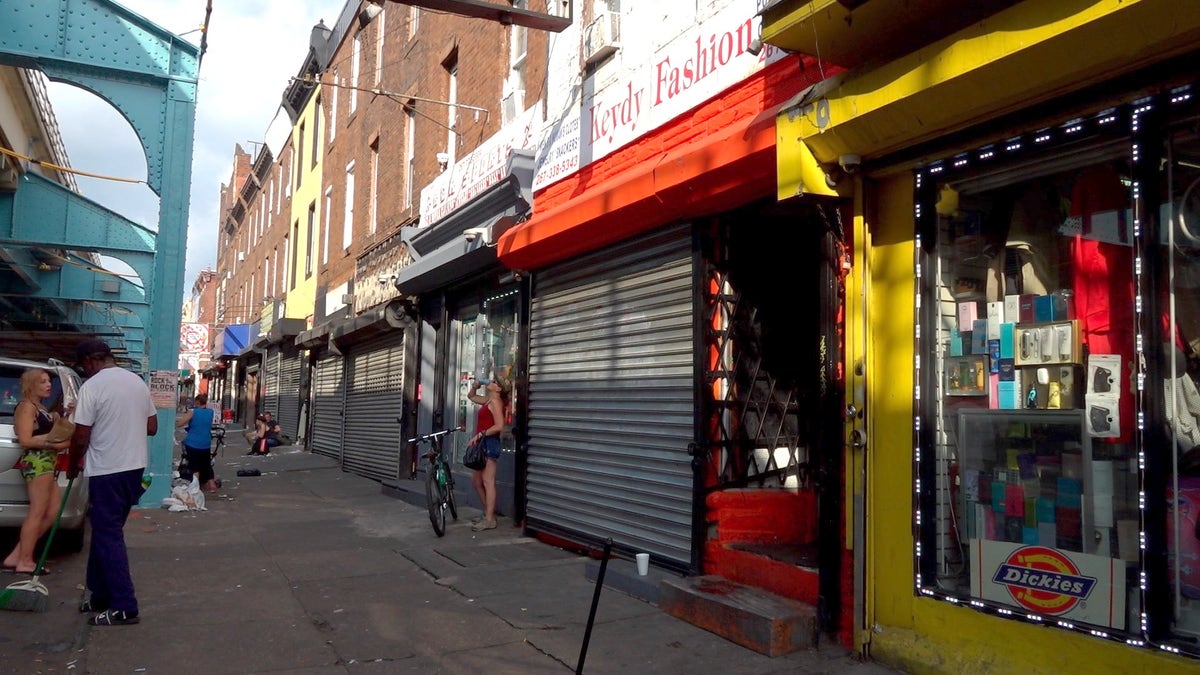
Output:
[{"xmin": 246, "ymin": 412, "xmax": 281, "ymax": 455}]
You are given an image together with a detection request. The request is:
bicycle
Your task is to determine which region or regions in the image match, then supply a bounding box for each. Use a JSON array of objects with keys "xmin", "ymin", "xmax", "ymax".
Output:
[
  {"xmin": 211, "ymin": 424, "xmax": 226, "ymax": 457},
  {"xmin": 406, "ymin": 426, "xmax": 462, "ymax": 536}
]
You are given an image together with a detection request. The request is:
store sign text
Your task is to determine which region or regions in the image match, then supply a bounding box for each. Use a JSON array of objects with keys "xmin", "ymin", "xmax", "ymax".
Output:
[{"xmin": 534, "ymin": 0, "xmax": 784, "ymax": 191}]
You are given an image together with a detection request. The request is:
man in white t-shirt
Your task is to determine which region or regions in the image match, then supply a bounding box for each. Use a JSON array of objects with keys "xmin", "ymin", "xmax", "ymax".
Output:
[{"xmin": 67, "ymin": 339, "xmax": 158, "ymax": 626}]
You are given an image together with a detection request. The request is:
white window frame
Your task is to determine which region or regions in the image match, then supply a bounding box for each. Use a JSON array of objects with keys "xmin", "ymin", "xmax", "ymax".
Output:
[
  {"xmin": 369, "ymin": 138, "xmax": 379, "ymax": 235},
  {"xmin": 322, "ymin": 186, "xmax": 332, "ymax": 265},
  {"xmin": 343, "ymin": 161, "xmax": 356, "ymax": 250},
  {"xmin": 306, "ymin": 202, "xmax": 316, "ymax": 278},
  {"xmin": 350, "ymin": 32, "xmax": 361, "ymax": 115},
  {"xmin": 405, "ymin": 106, "xmax": 416, "ymax": 209},
  {"xmin": 374, "ymin": 11, "xmax": 385, "ymax": 86},
  {"xmin": 329, "ymin": 69, "xmax": 338, "ymax": 143},
  {"xmin": 283, "ymin": 233, "xmax": 292, "ymax": 293},
  {"xmin": 446, "ymin": 63, "xmax": 457, "ymax": 166}
]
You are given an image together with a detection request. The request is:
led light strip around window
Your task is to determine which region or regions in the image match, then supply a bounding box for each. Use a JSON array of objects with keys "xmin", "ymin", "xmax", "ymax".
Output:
[{"xmin": 910, "ymin": 83, "xmax": 1195, "ymax": 655}]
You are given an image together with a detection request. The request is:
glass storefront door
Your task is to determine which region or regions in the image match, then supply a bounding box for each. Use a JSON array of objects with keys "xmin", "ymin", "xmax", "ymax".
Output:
[{"xmin": 448, "ymin": 289, "xmax": 520, "ymax": 463}]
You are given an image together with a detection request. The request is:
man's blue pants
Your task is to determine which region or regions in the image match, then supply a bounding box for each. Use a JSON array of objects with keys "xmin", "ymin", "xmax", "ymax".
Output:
[{"xmin": 86, "ymin": 469, "xmax": 144, "ymax": 614}]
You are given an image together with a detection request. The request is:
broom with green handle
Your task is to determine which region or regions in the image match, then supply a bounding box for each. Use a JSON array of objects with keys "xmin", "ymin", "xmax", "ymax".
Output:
[{"xmin": 0, "ymin": 477, "xmax": 75, "ymax": 613}]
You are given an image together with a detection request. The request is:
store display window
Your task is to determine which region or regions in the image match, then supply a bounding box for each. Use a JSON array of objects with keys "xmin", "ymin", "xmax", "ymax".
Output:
[
  {"xmin": 914, "ymin": 87, "xmax": 1200, "ymax": 656},
  {"xmin": 451, "ymin": 288, "xmax": 519, "ymax": 460},
  {"xmin": 1163, "ymin": 120, "xmax": 1200, "ymax": 647}
]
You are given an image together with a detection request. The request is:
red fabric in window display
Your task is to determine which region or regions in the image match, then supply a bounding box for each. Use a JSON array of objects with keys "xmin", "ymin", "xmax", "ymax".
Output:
[{"xmin": 1070, "ymin": 165, "xmax": 1134, "ymax": 443}]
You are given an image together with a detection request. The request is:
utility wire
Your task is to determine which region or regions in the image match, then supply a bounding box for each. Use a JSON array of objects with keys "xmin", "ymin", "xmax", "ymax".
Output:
[{"xmin": 0, "ymin": 145, "xmax": 143, "ymax": 185}]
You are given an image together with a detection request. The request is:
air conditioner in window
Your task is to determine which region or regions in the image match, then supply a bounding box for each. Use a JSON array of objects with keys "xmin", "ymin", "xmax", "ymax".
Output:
[
  {"xmin": 341, "ymin": 293, "xmax": 356, "ymax": 305},
  {"xmin": 502, "ymin": 89, "xmax": 524, "ymax": 121},
  {"xmin": 237, "ymin": 251, "xmax": 246, "ymax": 262},
  {"xmin": 583, "ymin": 10, "xmax": 620, "ymax": 66}
]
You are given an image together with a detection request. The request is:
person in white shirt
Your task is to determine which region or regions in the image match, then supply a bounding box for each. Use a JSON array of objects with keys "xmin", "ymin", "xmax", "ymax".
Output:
[{"xmin": 67, "ymin": 339, "xmax": 158, "ymax": 626}]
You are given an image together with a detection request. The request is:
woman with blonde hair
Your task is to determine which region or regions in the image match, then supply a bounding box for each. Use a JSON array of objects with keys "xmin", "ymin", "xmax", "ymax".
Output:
[
  {"xmin": 3, "ymin": 369, "xmax": 71, "ymax": 574},
  {"xmin": 465, "ymin": 376, "xmax": 510, "ymax": 531}
]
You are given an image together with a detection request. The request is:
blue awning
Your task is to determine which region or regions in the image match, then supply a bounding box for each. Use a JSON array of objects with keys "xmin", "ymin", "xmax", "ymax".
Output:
[{"xmin": 214, "ymin": 324, "xmax": 252, "ymax": 358}]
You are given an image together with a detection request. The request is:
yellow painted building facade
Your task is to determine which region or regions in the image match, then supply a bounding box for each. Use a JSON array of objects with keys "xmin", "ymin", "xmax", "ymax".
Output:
[{"xmin": 285, "ymin": 83, "xmax": 323, "ymax": 327}]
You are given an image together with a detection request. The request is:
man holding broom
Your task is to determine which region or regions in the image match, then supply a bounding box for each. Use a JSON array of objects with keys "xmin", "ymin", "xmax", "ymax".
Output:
[{"xmin": 68, "ymin": 339, "xmax": 158, "ymax": 626}]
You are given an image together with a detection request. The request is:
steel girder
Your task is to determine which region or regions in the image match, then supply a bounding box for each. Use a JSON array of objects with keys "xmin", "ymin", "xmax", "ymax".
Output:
[{"xmin": 0, "ymin": 0, "xmax": 199, "ymax": 504}]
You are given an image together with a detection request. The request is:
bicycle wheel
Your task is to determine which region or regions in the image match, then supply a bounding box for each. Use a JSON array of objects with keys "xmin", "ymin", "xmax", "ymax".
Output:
[
  {"xmin": 443, "ymin": 460, "xmax": 458, "ymax": 521},
  {"xmin": 426, "ymin": 465, "xmax": 446, "ymax": 537}
]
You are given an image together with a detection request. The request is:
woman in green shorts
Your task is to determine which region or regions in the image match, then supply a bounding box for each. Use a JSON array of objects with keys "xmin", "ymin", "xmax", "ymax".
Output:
[{"xmin": 3, "ymin": 369, "xmax": 72, "ymax": 574}]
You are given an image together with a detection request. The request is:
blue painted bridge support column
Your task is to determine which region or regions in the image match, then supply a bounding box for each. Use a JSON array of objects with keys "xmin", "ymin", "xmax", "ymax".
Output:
[{"xmin": 0, "ymin": 0, "xmax": 200, "ymax": 506}]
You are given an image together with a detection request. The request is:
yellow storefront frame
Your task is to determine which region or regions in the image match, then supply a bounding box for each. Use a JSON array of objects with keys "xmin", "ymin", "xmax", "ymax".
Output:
[
  {"xmin": 775, "ymin": 0, "xmax": 1200, "ymax": 168},
  {"xmin": 767, "ymin": 0, "xmax": 1200, "ymax": 671},
  {"xmin": 864, "ymin": 177, "xmax": 1193, "ymax": 675}
]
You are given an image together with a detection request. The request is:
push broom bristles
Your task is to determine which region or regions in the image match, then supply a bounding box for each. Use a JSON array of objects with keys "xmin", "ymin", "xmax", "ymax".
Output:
[
  {"xmin": 0, "ymin": 478, "xmax": 74, "ymax": 614},
  {"xmin": 0, "ymin": 580, "xmax": 50, "ymax": 612}
]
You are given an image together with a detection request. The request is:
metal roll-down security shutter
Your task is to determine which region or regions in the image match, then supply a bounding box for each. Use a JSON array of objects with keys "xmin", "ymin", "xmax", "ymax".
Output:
[
  {"xmin": 262, "ymin": 347, "xmax": 281, "ymax": 418},
  {"xmin": 310, "ymin": 355, "xmax": 344, "ymax": 460},
  {"xmin": 275, "ymin": 347, "xmax": 303, "ymax": 440},
  {"xmin": 342, "ymin": 333, "xmax": 405, "ymax": 481},
  {"xmin": 526, "ymin": 223, "xmax": 697, "ymax": 566}
]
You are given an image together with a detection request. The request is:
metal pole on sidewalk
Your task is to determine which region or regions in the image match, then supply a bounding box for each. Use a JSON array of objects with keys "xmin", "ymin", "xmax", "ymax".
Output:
[{"xmin": 576, "ymin": 538, "xmax": 612, "ymax": 675}]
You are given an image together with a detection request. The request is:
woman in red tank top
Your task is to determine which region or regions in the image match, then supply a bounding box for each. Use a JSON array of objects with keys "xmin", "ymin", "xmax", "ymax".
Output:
[{"xmin": 466, "ymin": 378, "xmax": 509, "ymax": 531}]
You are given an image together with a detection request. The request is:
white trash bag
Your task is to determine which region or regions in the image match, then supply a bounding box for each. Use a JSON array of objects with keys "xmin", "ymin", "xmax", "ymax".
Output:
[{"xmin": 187, "ymin": 474, "xmax": 206, "ymax": 511}]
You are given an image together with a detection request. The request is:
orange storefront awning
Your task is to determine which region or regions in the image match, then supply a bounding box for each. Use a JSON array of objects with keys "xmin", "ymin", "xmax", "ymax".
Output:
[{"xmin": 496, "ymin": 103, "xmax": 784, "ymax": 271}]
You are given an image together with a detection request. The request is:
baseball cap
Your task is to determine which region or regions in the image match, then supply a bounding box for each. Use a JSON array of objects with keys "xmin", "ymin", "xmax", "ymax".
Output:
[{"xmin": 74, "ymin": 338, "xmax": 112, "ymax": 365}]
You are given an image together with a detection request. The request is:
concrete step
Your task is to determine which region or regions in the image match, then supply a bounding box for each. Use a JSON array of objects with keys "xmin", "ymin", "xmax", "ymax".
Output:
[{"xmin": 659, "ymin": 575, "xmax": 818, "ymax": 657}]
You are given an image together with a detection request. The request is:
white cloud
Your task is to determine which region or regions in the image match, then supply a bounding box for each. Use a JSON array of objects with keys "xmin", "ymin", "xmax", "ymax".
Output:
[{"xmin": 47, "ymin": 0, "xmax": 335, "ymax": 299}]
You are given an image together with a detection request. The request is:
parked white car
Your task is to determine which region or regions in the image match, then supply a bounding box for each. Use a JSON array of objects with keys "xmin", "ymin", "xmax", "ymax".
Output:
[{"xmin": 0, "ymin": 356, "xmax": 88, "ymax": 552}]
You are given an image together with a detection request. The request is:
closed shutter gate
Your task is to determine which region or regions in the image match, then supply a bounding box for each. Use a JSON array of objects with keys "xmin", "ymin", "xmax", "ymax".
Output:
[
  {"xmin": 311, "ymin": 356, "xmax": 344, "ymax": 460},
  {"xmin": 342, "ymin": 334, "xmax": 404, "ymax": 481},
  {"xmin": 527, "ymin": 223, "xmax": 697, "ymax": 566},
  {"xmin": 275, "ymin": 348, "xmax": 303, "ymax": 440},
  {"xmin": 262, "ymin": 348, "xmax": 281, "ymax": 418}
]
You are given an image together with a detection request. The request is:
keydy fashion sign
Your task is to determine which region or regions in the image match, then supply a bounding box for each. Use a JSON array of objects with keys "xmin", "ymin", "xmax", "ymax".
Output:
[{"xmin": 533, "ymin": 0, "xmax": 786, "ymax": 191}]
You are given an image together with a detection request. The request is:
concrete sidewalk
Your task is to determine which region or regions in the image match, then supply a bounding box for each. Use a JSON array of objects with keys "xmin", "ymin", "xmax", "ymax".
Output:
[{"xmin": 0, "ymin": 443, "xmax": 898, "ymax": 674}]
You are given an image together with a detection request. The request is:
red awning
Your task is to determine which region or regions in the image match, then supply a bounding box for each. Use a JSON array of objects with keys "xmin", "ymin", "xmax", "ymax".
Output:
[{"xmin": 496, "ymin": 103, "xmax": 782, "ymax": 270}]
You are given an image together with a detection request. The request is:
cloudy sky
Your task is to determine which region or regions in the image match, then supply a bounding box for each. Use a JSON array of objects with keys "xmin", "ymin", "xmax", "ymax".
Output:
[{"xmin": 49, "ymin": 0, "xmax": 337, "ymax": 294}]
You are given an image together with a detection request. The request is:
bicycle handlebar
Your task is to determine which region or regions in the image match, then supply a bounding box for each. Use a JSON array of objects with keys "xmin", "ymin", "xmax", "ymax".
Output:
[{"xmin": 406, "ymin": 427, "xmax": 463, "ymax": 444}]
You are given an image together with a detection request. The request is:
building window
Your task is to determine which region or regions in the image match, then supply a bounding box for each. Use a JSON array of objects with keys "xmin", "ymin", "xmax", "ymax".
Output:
[
  {"xmin": 312, "ymin": 97, "xmax": 321, "ymax": 168},
  {"xmin": 374, "ymin": 10, "xmax": 385, "ymax": 86},
  {"xmin": 350, "ymin": 32, "xmax": 361, "ymax": 115},
  {"xmin": 296, "ymin": 122, "xmax": 305, "ymax": 189},
  {"xmin": 282, "ymin": 234, "xmax": 291, "ymax": 295},
  {"xmin": 322, "ymin": 186, "xmax": 332, "ymax": 266},
  {"xmin": 405, "ymin": 105, "xmax": 416, "ymax": 209},
  {"xmin": 306, "ymin": 201, "xmax": 316, "ymax": 279},
  {"xmin": 445, "ymin": 58, "xmax": 457, "ymax": 166},
  {"xmin": 329, "ymin": 69, "xmax": 338, "ymax": 143},
  {"xmin": 504, "ymin": 0, "xmax": 527, "ymax": 123},
  {"xmin": 290, "ymin": 220, "xmax": 300, "ymax": 290},
  {"xmin": 912, "ymin": 91, "xmax": 1200, "ymax": 653},
  {"xmin": 343, "ymin": 161, "xmax": 355, "ymax": 251},
  {"xmin": 369, "ymin": 137, "xmax": 379, "ymax": 235}
]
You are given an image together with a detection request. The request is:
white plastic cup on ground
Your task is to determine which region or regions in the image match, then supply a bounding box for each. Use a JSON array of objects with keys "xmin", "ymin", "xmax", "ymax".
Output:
[{"xmin": 635, "ymin": 552, "xmax": 649, "ymax": 576}]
